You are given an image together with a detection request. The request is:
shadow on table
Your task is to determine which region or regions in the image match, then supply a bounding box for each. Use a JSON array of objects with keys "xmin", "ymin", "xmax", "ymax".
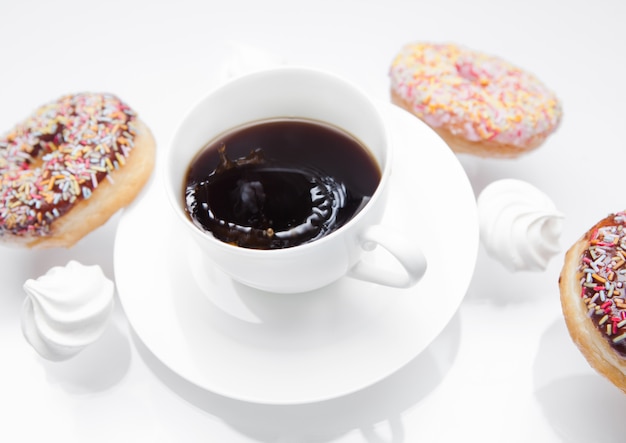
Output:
[
  {"xmin": 37, "ymin": 303, "xmax": 132, "ymax": 394},
  {"xmin": 533, "ymin": 318, "xmax": 626, "ymax": 443},
  {"xmin": 133, "ymin": 310, "xmax": 462, "ymax": 443}
]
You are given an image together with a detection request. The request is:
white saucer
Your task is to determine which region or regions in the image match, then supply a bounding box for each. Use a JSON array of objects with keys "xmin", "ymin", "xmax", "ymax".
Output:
[{"xmin": 113, "ymin": 102, "xmax": 479, "ymax": 405}]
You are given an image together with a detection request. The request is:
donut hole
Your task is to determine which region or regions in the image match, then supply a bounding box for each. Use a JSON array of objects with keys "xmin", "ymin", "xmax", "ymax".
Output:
[
  {"xmin": 18, "ymin": 143, "xmax": 49, "ymax": 170},
  {"xmin": 28, "ymin": 155, "xmax": 45, "ymax": 170}
]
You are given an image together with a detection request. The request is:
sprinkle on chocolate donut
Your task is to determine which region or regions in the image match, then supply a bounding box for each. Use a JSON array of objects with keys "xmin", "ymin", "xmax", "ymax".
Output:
[
  {"xmin": 0, "ymin": 92, "xmax": 155, "ymax": 247},
  {"xmin": 575, "ymin": 212, "xmax": 626, "ymax": 354},
  {"xmin": 389, "ymin": 42, "xmax": 563, "ymax": 157},
  {"xmin": 559, "ymin": 211, "xmax": 626, "ymax": 392}
]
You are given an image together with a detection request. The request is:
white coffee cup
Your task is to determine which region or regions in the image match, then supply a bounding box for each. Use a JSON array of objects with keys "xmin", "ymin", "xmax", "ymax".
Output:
[{"xmin": 164, "ymin": 67, "xmax": 426, "ymax": 293}]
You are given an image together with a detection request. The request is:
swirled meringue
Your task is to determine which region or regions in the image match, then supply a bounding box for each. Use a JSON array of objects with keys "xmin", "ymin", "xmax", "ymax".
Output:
[
  {"xmin": 477, "ymin": 179, "xmax": 564, "ymax": 272},
  {"xmin": 21, "ymin": 260, "xmax": 114, "ymax": 361}
]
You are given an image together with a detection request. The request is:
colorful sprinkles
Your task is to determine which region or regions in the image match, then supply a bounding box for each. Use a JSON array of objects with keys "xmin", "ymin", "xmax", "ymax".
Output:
[
  {"xmin": 578, "ymin": 212, "xmax": 626, "ymax": 354},
  {"xmin": 0, "ymin": 93, "xmax": 137, "ymax": 238},
  {"xmin": 389, "ymin": 42, "xmax": 562, "ymax": 147}
]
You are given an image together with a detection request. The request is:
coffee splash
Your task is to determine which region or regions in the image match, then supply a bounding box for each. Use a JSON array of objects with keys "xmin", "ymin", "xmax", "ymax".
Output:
[{"xmin": 184, "ymin": 118, "xmax": 380, "ymax": 249}]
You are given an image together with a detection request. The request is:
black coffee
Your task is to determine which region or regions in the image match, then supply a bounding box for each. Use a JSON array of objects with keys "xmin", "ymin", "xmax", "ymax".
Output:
[{"xmin": 184, "ymin": 118, "xmax": 381, "ymax": 249}]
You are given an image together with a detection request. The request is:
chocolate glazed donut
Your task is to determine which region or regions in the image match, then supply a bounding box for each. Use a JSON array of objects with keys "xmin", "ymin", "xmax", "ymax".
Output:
[
  {"xmin": 0, "ymin": 93, "xmax": 156, "ymax": 248},
  {"xmin": 559, "ymin": 211, "xmax": 626, "ymax": 392}
]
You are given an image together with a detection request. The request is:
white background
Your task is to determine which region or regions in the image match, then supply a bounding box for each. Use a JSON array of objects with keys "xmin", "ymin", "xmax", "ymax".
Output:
[{"xmin": 1, "ymin": 0, "xmax": 626, "ymax": 441}]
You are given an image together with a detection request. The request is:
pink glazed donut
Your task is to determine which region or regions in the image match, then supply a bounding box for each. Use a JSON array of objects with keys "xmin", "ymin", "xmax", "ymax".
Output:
[{"xmin": 389, "ymin": 42, "xmax": 563, "ymax": 158}]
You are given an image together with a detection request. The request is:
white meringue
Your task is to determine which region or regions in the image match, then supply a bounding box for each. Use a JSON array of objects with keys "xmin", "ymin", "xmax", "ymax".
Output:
[
  {"xmin": 477, "ymin": 179, "xmax": 564, "ymax": 272},
  {"xmin": 21, "ymin": 260, "xmax": 114, "ymax": 361}
]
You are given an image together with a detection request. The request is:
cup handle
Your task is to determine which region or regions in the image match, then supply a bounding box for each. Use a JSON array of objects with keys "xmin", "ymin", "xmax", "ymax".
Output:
[{"xmin": 348, "ymin": 225, "xmax": 427, "ymax": 288}]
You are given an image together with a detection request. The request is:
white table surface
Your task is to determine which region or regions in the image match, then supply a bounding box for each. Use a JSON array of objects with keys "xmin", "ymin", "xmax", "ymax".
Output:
[{"xmin": 2, "ymin": 0, "xmax": 626, "ymax": 441}]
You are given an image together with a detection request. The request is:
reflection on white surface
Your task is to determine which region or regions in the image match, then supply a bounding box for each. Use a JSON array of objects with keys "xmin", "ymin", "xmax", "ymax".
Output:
[
  {"xmin": 36, "ymin": 305, "xmax": 131, "ymax": 394},
  {"xmin": 184, "ymin": 229, "xmax": 397, "ymax": 350},
  {"xmin": 133, "ymin": 310, "xmax": 461, "ymax": 442},
  {"xmin": 533, "ymin": 319, "xmax": 626, "ymax": 442},
  {"xmin": 218, "ymin": 42, "xmax": 284, "ymax": 83}
]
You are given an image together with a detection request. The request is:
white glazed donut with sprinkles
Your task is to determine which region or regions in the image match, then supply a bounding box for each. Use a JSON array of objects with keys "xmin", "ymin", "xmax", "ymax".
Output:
[
  {"xmin": 389, "ymin": 42, "xmax": 563, "ymax": 158},
  {"xmin": 0, "ymin": 92, "xmax": 155, "ymax": 248}
]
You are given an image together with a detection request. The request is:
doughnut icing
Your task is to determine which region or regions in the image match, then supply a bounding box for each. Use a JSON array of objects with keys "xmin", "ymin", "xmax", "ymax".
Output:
[
  {"xmin": 389, "ymin": 42, "xmax": 563, "ymax": 158},
  {"xmin": 0, "ymin": 92, "xmax": 155, "ymax": 248},
  {"xmin": 560, "ymin": 211, "xmax": 626, "ymax": 392}
]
